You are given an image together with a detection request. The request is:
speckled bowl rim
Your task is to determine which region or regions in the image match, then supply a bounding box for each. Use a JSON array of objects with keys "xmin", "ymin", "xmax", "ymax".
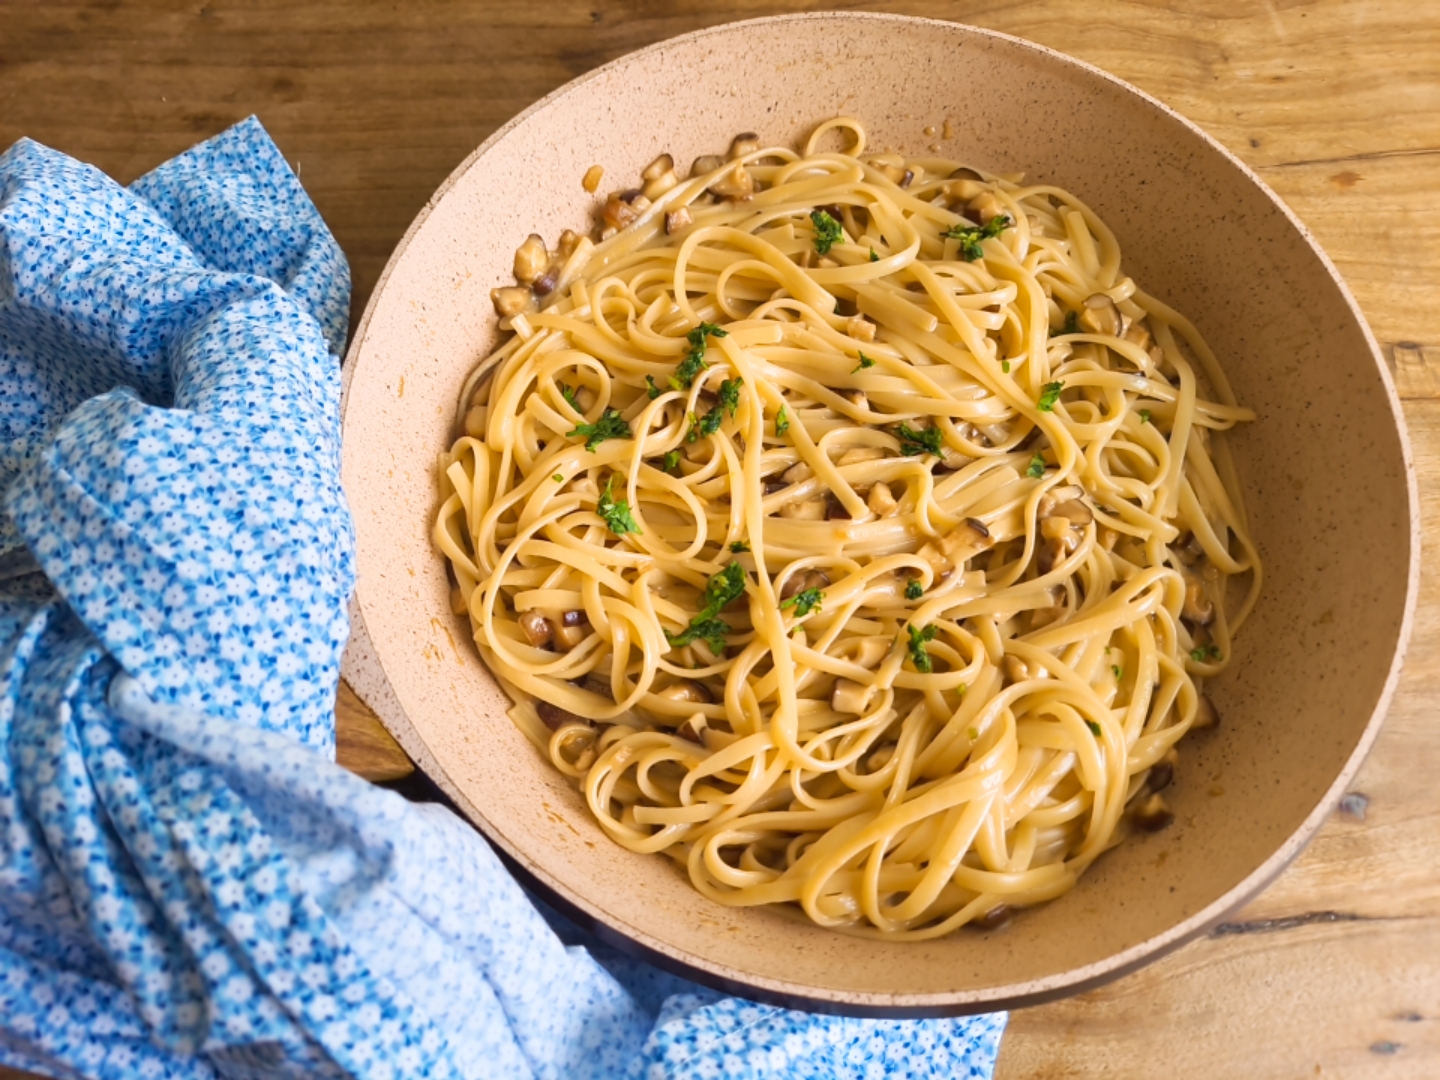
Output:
[{"xmin": 340, "ymin": 12, "xmax": 1419, "ymax": 1015}]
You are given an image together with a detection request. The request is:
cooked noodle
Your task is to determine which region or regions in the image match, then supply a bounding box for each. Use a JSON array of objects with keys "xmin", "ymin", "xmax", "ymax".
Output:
[{"xmin": 434, "ymin": 118, "xmax": 1261, "ymax": 938}]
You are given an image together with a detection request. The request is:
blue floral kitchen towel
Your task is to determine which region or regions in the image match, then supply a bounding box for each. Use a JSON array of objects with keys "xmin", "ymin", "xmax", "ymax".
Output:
[{"xmin": 0, "ymin": 120, "xmax": 1007, "ymax": 1079}]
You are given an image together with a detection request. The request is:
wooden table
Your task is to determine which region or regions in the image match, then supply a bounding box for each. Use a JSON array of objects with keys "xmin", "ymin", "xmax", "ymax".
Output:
[{"xmin": 4, "ymin": 2, "xmax": 1437, "ymax": 1075}]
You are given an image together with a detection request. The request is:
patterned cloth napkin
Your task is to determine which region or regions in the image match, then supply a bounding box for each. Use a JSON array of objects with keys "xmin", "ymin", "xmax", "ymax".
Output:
[{"xmin": 0, "ymin": 120, "xmax": 1007, "ymax": 1079}]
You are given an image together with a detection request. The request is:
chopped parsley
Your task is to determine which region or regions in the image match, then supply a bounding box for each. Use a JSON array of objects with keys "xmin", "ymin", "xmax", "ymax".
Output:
[
  {"xmin": 670, "ymin": 323, "xmax": 728, "ymax": 391},
  {"xmin": 904, "ymin": 579, "xmax": 924, "ymax": 601},
  {"xmin": 1001, "ymin": 360, "xmax": 1011, "ymax": 374},
  {"xmin": 1037, "ymin": 381, "xmax": 1064, "ymax": 412},
  {"xmin": 662, "ymin": 450, "xmax": 680, "ymax": 473},
  {"xmin": 944, "ymin": 214, "xmax": 1012, "ymax": 261},
  {"xmin": 775, "ymin": 405, "xmax": 790, "ymax": 436},
  {"xmin": 559, "ymin": 383, "xmax": 579, "ymax": 409},
  {"xmin": 1026, "ymin": 454, "xmax": 1046, "ymax": 479},
  {"xmin": 1085, "ymin": 719, "xmax": 1103, "ymax": 737},
  {"xmin": 967, "ymin": 726, "xmax": 980, "ymax": 740},
  {"xmin": 1061, "ymin": 310, "xmax": 1081, "ymax": 335},
  {"xmin": 666, "ymin": 562, "xmax": 748, "ymax": 654},
  {"xmin": 780, "ymin": 587, "xmax": 824, "ymax": 617},
  {"xmin": 729, "ymin": 540, "xmax": 750, "ymax": 553},
  {"xmin": 810, "ymin": 209, "xmax": 844, "ymax": 255},
  {"xmin": 1139, "ymin": 409, "xmax": 1152, "ymax": 424},
  {"xmin": 552, "ymin": 473, "xmax": 564, "ymax": 483},
  {"xmin": 1112, "ymin": 664, "xmax": 1123, "ymax": 680},
  {"xmin": 896, "ymin": 423, "xmax": 944, "ymax": 457},
  {"xmin": 596, "ymin": 476, "xmax": 640, "ymax": 536},
  {"xmin": 853, "ymin": 352, "xmax": 877, "ymax": 374},
  {"xmin": 1190, "ymin": 644, "xmax": 1223, "ymax": 663},
  {"xmin": 645, "ymin": 375, "xmax": 662, "ymax": 399},
  {"xmin": 568, "ymin": 407, "xmax": 632, "ymax": 451},
  {"xmin": 906, "ymin": 624, "xmax": 938, "ymax": 673},
  {"xmin": 688, "ymin": 377, "xmax": 744, "ymax": 442},
  {"xmin": 869, "ymin": 248, "xmax": 880, "ymax": 263}
]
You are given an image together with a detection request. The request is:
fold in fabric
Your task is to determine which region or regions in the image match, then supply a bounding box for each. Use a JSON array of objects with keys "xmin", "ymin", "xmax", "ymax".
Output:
[{"xmin": 0, "ymin": 120, "xmax": 1006, "ymax": 1079}]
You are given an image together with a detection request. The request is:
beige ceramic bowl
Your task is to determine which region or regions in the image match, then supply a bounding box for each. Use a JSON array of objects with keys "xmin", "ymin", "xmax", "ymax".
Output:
[{"xmin": 339, "ymin": 13, "xmax": 1417, "ymax": 1015}]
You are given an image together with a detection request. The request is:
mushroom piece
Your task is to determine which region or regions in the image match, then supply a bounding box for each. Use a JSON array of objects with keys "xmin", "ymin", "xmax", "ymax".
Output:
[
  {"xmin": 664, "ymin": 207, "xmax": 693, "ymax": 235},
  {"xmin": 537, "ymin": 699, "xmax": 590, "ymax": 732},
  {"xmin": 1123, "ymin": 319, "xmax": 1154, "ymax": 352},
  {"xmin": 1182, "ymin": 579, "xmax": 1215, "ymax": 625},
  {"xmin": 1133, "ymin": 793, "xmax": 1174, "ymax": 832},
  {"xmin": 602, "ymin": 190, "xmax": 644, "ymax": 230},
  {"xmin": 518, "ymin": 610, "xmax": 555, "ymax": 649},
  {"xmin": 1037, "ymin": 514, "xmax": 1082, "ymax": 574},
  {"xmin": 973, "ymin": 904, "xmax": 1013, "ymax": 931},
  {"xmin": 1173, "ymin": 530, "xmax": 1206, "ymax": 567},
  {"xmin": 709, "ymin": 161, "xmax": 755, "ymax": 200},
  {"xmin": 867, "ymin": 482, "xmax": 899, "ymax": 516},
  {"xmin": 781, "ymin": 461, "xmax": 814, "ymax": 485},
  {"xmin": 832, "ymin": 677, "xmax": 875, "ymax": 715},
  {"xmin": 1191, "ymin": 694, "xmax": 1220, "ymax": 731},
  {"xmin": 917, "ymin": 517, "xmax": 993, "ymax": 577},
  {"xmin": 728, "ymin": 132, "xmax": 761, "ymax": 160},
  {"xmin": 657, "ymin": 680, "xmax": 712, "ymax": 705},
  {"xmin": 1036, "ymin": 484, "xmax": 1084, "ymax": 520},
  {"xmin": 1078, "ymin": 293, "xmax": 1125, "ymax": 337},
  {"xmin": 513, "ymin": 234, "xmax": 549, "ymax": 285},
  {"xmin": 675, "ymin": 719, "xmax": 705, "ymax": 744},
  {"xmin": 847, "ymin": 314, "xmax": 877, "ymax": 342},
  {"xmin": 780, "ymin": 497, "xmax": 828, "ymax": 520},
  {"xmin": 553, "ymin": 610, "xmax": 589, "ymax": 650},
  {"xmin": 966, "ymin": 191, "xmax": 1007, "ymax": 225},
  {"xmin": 1146, "ymin": 751, "xmax": 1178, "ymax": 794},
  {"xmin": 780, "ymin": 569, "xmax": 831, "ymax": 601},
  {"xmin": 836, "ymin": 447, "xmax": 885, "ymax": 467},
  {"xmin": 640, "ymin": 152, "xmax": 679, "ymax": 200},
  {"xmin": 690, "ymin": 154, "xmax": 726, "ymax": 178},
  {"xmin": 490, "ymin": 286, "xmax": 533, "ymax": 318}
]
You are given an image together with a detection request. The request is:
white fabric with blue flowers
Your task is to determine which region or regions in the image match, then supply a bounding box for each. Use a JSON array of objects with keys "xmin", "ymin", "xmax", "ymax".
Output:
[{"xmin": 0, "ymin": 119, "xmax": 1006, "ymax": 1079}]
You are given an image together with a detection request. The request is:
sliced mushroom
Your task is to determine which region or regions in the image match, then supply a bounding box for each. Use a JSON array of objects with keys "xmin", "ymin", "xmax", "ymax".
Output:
[
  {"xmin": 1192, "ymin": 694, "xmax": 1220, "ymax": 731},
  {"xmin": 781, "ymin": 462, "xmax": 814, "ymax": 485},
  {"xmin": 676, "ymin": 719, "xmax": 705, "ymax": 744},
  {"xmin": 537, "ymin": 700, "xmax": 590, "ymax": 732},
  {"xmin": 1133, "ymin": 792, "xmax": 1174, "ymax": 832},
  {"xmin": 966, "ymin": 191, "xmax": 1006, "ymax": 225},
  {"xmin": 973, "ymin": 904, "xmax": 1013, "ymax": 931},
  {"xmin": 690, "ymin": 154, "xmax": 726, "ymax": 178},
  {"xmin": 1183, "ymin": 579, "xmax": 1214, "ymax": 625},
  {"xmin": 780, "ymin": 569, "xmax": 830, "ymax": 601},
  {"xmin": 975, "ymin": 421, "xmax": 1010, "ymax": 447},
  {"xmin": 664, "ymin": 207, "xmax": 693, "ymax": 235},
  {"xmin": 1146, "ymin": 750, "xmax": 1178, "ymax": 794},
  {"xmin": 1123, "ymin": 319, "xmax": 1154, "ymax": 352},
  {"xmin": 641, "ymin": 151, "xmax": 675, "ymax": 183},
  {"xmin": 1078, "ymin": 293, "xmax": 1125, "ymax": 337},
  {"xmin": 490, "ymin": 286, "xmax": 533, "ymax": 318},
  {"xmin": 728, "ymin": 132, "xmax": 761, "ymax": 160},
  {"xmin": 846, "ymin": 314, "xmax": 877, "ymax": 342},
  {"xmin": 944, "ymin": 176, "xmax": 985, "ymax": 205},
  {"xmin": 602, "ymin": 191, "xmax": 643, "ymax": 230},
  {"xmin": 836, "ymin": 447, "xmax": 885, "ymax": 467},
  {"xmin": 658, "ymin": 680, "xmax": 712, "ymax": 704},
  {"xmin": 1173, "ymin": 531, "xmax": 1205, "ymax": 567},
  {"xmin": 1037, "ymin": 513, "xmax": 1082, "ymax": 574},
  {"xmin": 518, "ymin": 610, "xmax": 555, "ymax": 649},
  {"xmin": 513, "ymin": 233, "xmax": 549, "ymax": 285},
  {"xmin": 556, "ymin": 229, "xmax": 582, "ymax": 260},
  {"xmin": 867, "ymin": 481, "xmax": 899, "ymax": 516},
  {"xmin": 1036, "ymin": 484, "xmax": 1084, "ymax": 520},
  {"xmin": 780, "ymin": 497, "xmax": 828, "ymax": 520},
  {"xmin": 917, "ymin": 517, "xmax": 993, "ymax": 577},
  {"xmin": 825, "ymin": 496, "xmax": 849, "ymax": 521},
  {"xmin": 709, "ymin": 161, "xmax": 754, "ymax": 200},
  {"xmin": 1048, "ymin": 499, "xmax": 1094, "ymax": 527},
  {"xmin": 562, "ymin": 609, "xmax": 589, "ymax": 627},
  {"xmin": 832, "ymin": 678, "xmax": 875, "ymax": 715},
  {"xmin": 554, "ymin": 611, "xmax": 589, "ymax": 650}
]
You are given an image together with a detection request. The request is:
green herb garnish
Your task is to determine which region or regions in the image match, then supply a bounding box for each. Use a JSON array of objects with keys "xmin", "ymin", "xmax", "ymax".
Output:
[
  {"xmin": 729, "ymin": 540, "xmax": 750, "ymax": 553},
  {"xmin": 560, "ymin": 383, "xmax": 579, "ymax": 409},
  {"xmin": 667, "ymin": 562, "xmax": 749, "ymax": 654},
  {"xmin": 596, "ymin": 476, "xmax": 640, "ymax": 536},
  {"xmin": 1190, "ymin": 644, "xmax": 1223, "ymax": 663},
  {"xmin": 775, "ymin": 405, "xmax": 790, "ymax": 436},
  {"xmin": 906, "ymin": 623, "xmax": 938, "ymax": 673},
  {"xmin": 1139, "ymin": 409, "xmax": 1152, "ymax": 424},
  {"xmin": 904, "ymin": 579, "xmax": 924, "ymax": 601},
  {"xmin": 896, "ymin": 423, "xmax": 944, "ymax": 457},
  {"xmin": 670, "ymin": 323, "xmax": 728, "ymax": 391},
  {"xmin": 1002, "ymin": 360, "xmax": 1011, "ymax": 374},
  {"xmin": 1026, "ymin": 454, "xmax": 1046, "ymax": 479},
  {"xmin": 688, "ymin": 377, "xmax": 744, "ymax": 442},
  {"xmin": 810, "ymin": 209, "xmax": 844, "ymax": 255},
  {"xmin": 663, "ymin": 450, "xmax": 680, "ymax": 473},
  {"xmin": 1112, "ymin": 664, "xmax": 1123, "ymax": 680},
  {"xmin": 780, "ymin": 587, "xmax": 824, "ymax": 618},
  {"xmin": 968, "ymin": 726, "xmax": 980, "ymax": 740},
  {"xmin": 943, "ymin": 214, "xmax": 1012, "ymax": 261},
  {"xmin": 645, "ymin": 375, "xmax": 663, "ymax": 400},
  {"xmin": 568, "ymin": 407, "xmax": 632, "ymax": 452},
  {"xmin": 552, "ymin": 473, "xmax": 564, "ymax": 483},
  {"xmin": 1037, "ymin": 381, "xmax": 1064, "ymax": 412},
  {"xmin": 1085, "ymin": 719, "xmax": 1103, "ymax": 737},
  {"xmin": 717, "ymin": 377, "xmax": 743, "ymax": 417},
  {"xmin": 852, "ymin": 352, "xmax": 877, "ymax": 374},
  {"xmin": 869, "ymin": 248, "xmax": 880, "ymax": 263}
]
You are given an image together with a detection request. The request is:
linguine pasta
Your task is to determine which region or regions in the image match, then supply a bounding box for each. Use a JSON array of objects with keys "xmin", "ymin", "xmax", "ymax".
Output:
[{"xmin": 434, "ymin": 118, "xmax": 1261, "ymax": 939}]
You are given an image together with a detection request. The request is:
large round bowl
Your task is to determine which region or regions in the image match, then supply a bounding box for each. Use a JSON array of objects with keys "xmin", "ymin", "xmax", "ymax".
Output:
[{"xmin": 338, "ymin": 13, "xmax": 1417, "ymax": 1015}]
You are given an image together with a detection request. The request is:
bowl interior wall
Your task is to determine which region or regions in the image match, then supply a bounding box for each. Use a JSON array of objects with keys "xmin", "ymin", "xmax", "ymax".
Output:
[{"xmin": 340, "ymin": 14, "xmax": 1409, "ymax": 1011}]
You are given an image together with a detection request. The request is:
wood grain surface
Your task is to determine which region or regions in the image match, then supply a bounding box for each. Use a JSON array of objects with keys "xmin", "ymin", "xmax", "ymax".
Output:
[{"xmin": 3, "ymin": 1, "xmax": 1438, "ymax": 1076}]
